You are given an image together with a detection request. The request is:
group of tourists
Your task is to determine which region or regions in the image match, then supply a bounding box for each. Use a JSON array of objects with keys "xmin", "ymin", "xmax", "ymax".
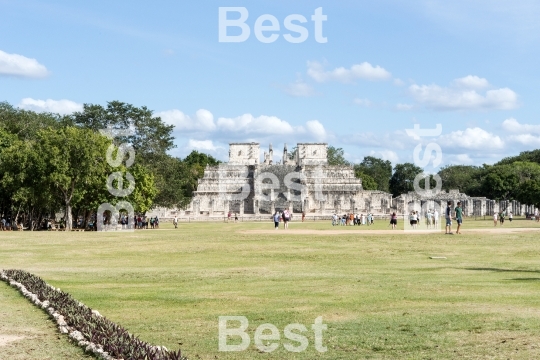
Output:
[
  {"xmin": 227, "ymin": 212, "xmax": 239, "ymax": 223},
  {"xmin": 273, "ymin": 209, "xmax": 292, "ymax": 229},
  {"xmin": 493, "ymin": 211, "xmax": 513, "ymax": 226},
  {"xmin": 408, "ymin": 209, "xmax": 440, "ymax": 229},
  {"xmin": 331, "ymin": 213, "xmax": 375, "ymax": 226},
  {"xmin": 133, "ymin": 215, "xmax": 159, "ymax": 229}
]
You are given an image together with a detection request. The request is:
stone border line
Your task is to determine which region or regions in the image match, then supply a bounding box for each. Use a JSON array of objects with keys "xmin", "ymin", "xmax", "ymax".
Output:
[{"xmin": 0, "ymin": 270, "xmax": 187, "ymax": 360}]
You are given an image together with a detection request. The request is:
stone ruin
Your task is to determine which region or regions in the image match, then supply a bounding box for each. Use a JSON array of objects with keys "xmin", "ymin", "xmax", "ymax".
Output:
[
  {"xmin": 147, "ymin": 142, "xmax": 537, "ymax": 220},
  {"xmin": 155, "ymin": 142, "xmax": 392, "ymax": 218}
]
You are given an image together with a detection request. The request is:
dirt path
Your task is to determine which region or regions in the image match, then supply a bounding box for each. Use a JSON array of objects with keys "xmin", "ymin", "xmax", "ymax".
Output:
[{"xmin": 240, "ymin": 227, "xmax": 540, "ymax": 235}]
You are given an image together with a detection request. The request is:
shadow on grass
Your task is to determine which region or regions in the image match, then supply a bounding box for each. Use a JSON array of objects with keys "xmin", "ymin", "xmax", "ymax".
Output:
[
  {"xmin": 507, "ymin": 278, "xmax": 540, "ymax": 281},
  {"xmin": 464, "ymin": 267, "xmax": 540, "ymax": 274}
]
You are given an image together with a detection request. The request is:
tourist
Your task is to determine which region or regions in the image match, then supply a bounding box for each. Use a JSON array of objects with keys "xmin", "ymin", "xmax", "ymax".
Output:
[
  {"xmin": 493, "ymin": 212, "xmax": 498, "ymax": 226},
  {"xmin": 273, "ymin": 211, "xmax": 280, "ymax": 229},
  {"xmin": 499, "ymin": 211, "xmax": 505, "ymax": 226},
  {"xmin": 434, "ymin": 209, "xmax": 439, "ymax": 228},
  {"xmin": 332, "ymin": 213, "xmax": 338, "ymax": 226},
  {"xmin": 173, "ymin": 216, "xmax": 178, "ymax": 229},
  {"xmin": 455, "ymin": 201, "xmax": 463, "ymax": 234},
  {"xmin": 341, "ymin": 214, "xmax": 346, "ymax": 226},
  {"xmin": 409, "ymin": 212, "xmax": 414, "ymax": 228},
  {"xmin": 150, "ymin": 217, "xmax": 155, "ymax": 229},
  {"xmin": 349, "ymin": 213, "xmax": 354, "ymax": 226},
  {"xmin": 234, "ymin": 213, "xmax": 238, "ymax": 222},
  {"xmin": 390, "ymin": 212, "xmax": 398, "ymax": 229},
  {"xmin": 367, "ymin": 213, "xmax": 372, "ymax": 226},
  {"xmin": 426, "ymin": 210, "xmax": 432, "ymax": 229},
  {"xmin": 361, "ymin": 213, "xmax": 366, "ymax": 225},
  {"xmin": 445, "ymin": 201, "xmax": 453, "ymax": 234},
  {"xmin": 283, "ymin": 209, "xmax": 290, "ymax": 229},
  {"xmin": 227, "ymin": 211, "xmax": 231, "ymax": 222},
  {"xmin": 509, "ymin": 212, "xmax": 513, "ymax": 223}
]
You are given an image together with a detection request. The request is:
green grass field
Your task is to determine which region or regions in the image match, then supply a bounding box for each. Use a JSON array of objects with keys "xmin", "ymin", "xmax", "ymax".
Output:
[{"xmin": 2, "ymin": 218, "xmax": 540, "ymax": 359}]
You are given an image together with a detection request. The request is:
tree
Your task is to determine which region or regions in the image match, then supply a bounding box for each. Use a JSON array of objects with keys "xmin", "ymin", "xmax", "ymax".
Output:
[
  {"xmin": 354, "ymin": 156, "xmax": 392, "ymax": 192},
  {"xmin": 496, "ymin": 149, "xmax": 540, "ymax": 166},
  {"xmin": 327, "ymin": 146, "xmax": 350, "ymax": 166},
  {"xmin": 354, "ymin": 171, "xmax": 378, "ymax": 190},
  {"xmin": 70, "ymin": 101, "xmax": 175, "ymax": 157},
  {"xmin": 389, "ymin": 163, "xmax": 423, "ymax": 197},
  {"xmin": 437, "ymin": 165, "xmax": 483, "ymax": 195},
  {"xmin": 35, "ymin": 127, "xmax": 111, "ymax": 231},
  {"xmin": 480, "ymin": 162, "xmax": 540, "ymax": 201}
]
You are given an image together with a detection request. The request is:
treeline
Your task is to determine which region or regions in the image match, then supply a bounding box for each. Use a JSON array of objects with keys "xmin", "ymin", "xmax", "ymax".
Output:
[
  {"xmin": 0, "ymin": 101, "xmax": 219, "ymax": 230},
  {"xmin": 330, "ymin": 146, "xmax": 540, "ymax": 206}
]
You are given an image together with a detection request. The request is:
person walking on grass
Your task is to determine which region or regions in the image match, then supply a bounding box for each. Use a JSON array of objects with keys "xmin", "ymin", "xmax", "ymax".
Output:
[
  {"xmin": 390, "ymin": 212, "xmax": 398, "ymax": 229},
  {"xmin": 454, "ymin": 201, "xmax": 463, "ymax": 234},
  {"xmin": 273, "ymin": 211, "xmax": 280, "ymax": 230},
  {"xmin": 282, "ymin": 209, "xmax": 290, "ymax": 229},
  {"xmin": 509, "ymin": 212, "xmax": 513, "ymax": 223},
  {"xmin": 499, "ymin": 211, "xmax": 505, "ymax": 226},
  {"xmin": 173, "ymin": 216, "xmax": 178, "ymax": 229},
  {"xmin": 445, "ymin": 201, "xmax": 453, "ymax": 234},
  {"xmin": 493, "ymin": 212, "xmax": 498, "ymax": 226}
]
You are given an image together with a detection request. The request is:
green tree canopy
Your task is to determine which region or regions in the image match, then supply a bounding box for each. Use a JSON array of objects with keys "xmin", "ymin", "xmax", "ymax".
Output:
[
  {"xmin": 354, "ymin": 156, "xmax": 392, "ymax": 192},
  {"xmin": 327, "ymin": 146, "xmax": 350, "ymax": 166},
  {"xmin": 389, "ymin": 162, "xmax": 423, "ymax": 197}
]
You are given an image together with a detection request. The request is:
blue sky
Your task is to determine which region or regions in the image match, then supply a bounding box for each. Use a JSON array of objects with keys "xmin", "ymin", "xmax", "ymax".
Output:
[{"xmin": 2, "ymin": 0, "xmax": 540, "ymax": 169}]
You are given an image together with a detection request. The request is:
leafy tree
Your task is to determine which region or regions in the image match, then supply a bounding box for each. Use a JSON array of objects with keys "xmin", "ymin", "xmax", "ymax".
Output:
[
  {"xmin": 496, "ymin": 149, "xmax": 540, "ymax": 166},
  {"xmin": 34, "ymin": 127, "xmax": 111, "ymax": 230},
  {"xmin": 327, "ymin": 146, "xmax": 350, "ymax": 166},
  {"xmin": 0, "ymin": 102, "xmax": 63, "ymax": 141},
  {"xmin": 481, "ymin": 161, "xmax": 540, "ymax": 201},
  {"xmin": 354, "ymin": 170, "xmax": 378, "ymax": 190},
  {"xmin": 437, "ymin": 165, "xmax": 483, "ymax": 195},
  {"xmin": 354, "ymin": 156, "xmax": 392, "ymax": 192},
  {"xmin": 70, "ymin": 101, "xmax": 175, "ymax": 157},
  {"xmin": 389, "ymin": 163, "xmax": 423, "ymax": 197}
]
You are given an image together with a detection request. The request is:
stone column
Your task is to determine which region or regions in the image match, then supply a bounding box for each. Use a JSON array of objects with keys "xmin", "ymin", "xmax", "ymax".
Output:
[
  {"xmin": 320, "ymin": 201, "xmax": 325, "ymax": 214},
  {"xmin": 254, "ymin": 199, "xmax": 259, "ymax": 215},
  {"xmin": 270, "ymin": 201, "xmax": 275, "ymax": 215},
  {"xmin": 224, "ymin": 200, "xmax": 230, "ymax": 215},
  {"xmin": 193, "ymin": 200, "xmax": 200, "ymax": 217},
  {"xmin": 239, "ymin": 201, "xmax": 244, "ymax": 216},
  {"xmin": 209, "ymin": 199, "xmax": 214, "ymax": 216}
]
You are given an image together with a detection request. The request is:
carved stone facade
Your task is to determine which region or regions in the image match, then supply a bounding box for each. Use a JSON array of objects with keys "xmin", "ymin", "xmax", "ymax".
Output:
[{"xmin": 178, "ymin": 143, "xmax": 393, "ymax": 217}]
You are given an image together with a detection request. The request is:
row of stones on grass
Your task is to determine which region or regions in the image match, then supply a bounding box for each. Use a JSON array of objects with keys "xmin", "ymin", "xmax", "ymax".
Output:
[{"xmin": 1, "ymin": 269, "xmax": 187, "ymax": 360}]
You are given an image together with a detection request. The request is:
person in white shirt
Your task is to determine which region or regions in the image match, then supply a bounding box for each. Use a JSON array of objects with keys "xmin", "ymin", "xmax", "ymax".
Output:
[{"xmin": 493, "ymin": 212, "xmax": 498, "ymax": 226}]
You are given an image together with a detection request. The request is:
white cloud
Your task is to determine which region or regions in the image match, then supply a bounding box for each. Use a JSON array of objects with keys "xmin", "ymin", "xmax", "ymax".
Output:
[
  {"xmin": 501, "ymin": 118, "xmax": 540, "ymax": 135},
  {"xmin": 452, "ymin": 75, "xmax": 490, "ymax": 89},
  {"xmin": 449, "ymin": 153, "xmax": 474, "ymax": 165},
  {"xmin": 354, "ymin": 98, "xmax": 372, "ymax": 107},
  {"xmin": 17, "ymin": 98, "xmax": 83, "ymax": 115},
  {"xmin": 304, "ymin": 120, "xmax": 327, "ymax": 141},
  {"xmin": 187, "ymin": 139, "xmax": 219, "ymax": 151},
  {"xmin": 282, "ymin": 80, "xmax": 317, "ymax": 97},
  {"xmin": 307, "ymin": 61, "xmax": 391, "ymax": 83},
  {"xmin": 507, "ymin": 134, "xmax": 540, "ymax": 147},
  {"xmin": 216, "ymin": 114, "xmax": 296, "ymax": 135},
  {"xmin": 393, "ymin": 78, "xmax": 405, "ymax": 86},
  {"xmin": 408, "ymin": 80, "xmax": 518, "ymax": 110},
  {"xmin": 0, "ymin": 50, "xmax": 49, "ymax": 78},
  {"xmin": 369, "ymin": 150, "xmax": 400, "ymax": 164},
  {"xmin": 157, "ymin": 109, "xmax": 216, "ymax": 132},
  {"xmin": 438, "ymin": 127, "xmax": 505, "ymax": 150},
  {"xmin": 395, "ymin": 103, "xmax": 414, "ymax": 111}
]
